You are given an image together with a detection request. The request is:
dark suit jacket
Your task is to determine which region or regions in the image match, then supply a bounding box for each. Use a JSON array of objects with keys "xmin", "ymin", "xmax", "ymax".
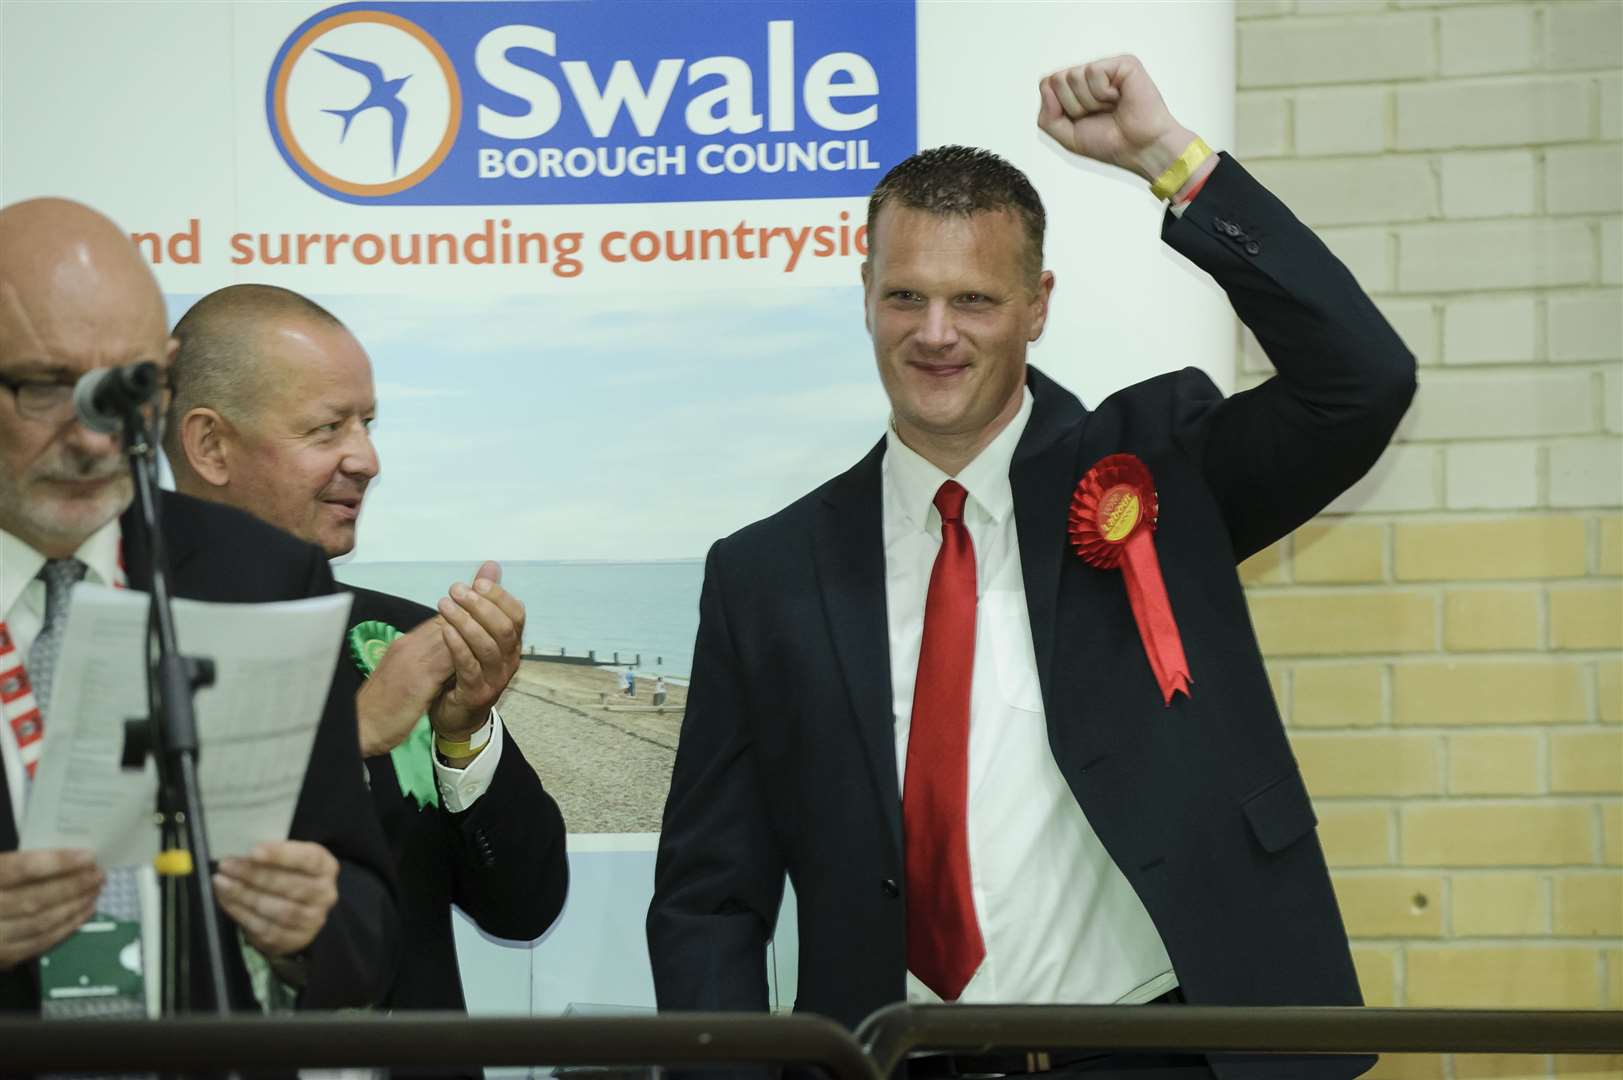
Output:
[
  {"xmin": 337, "ymin": 585, "xmax": 567, "ymax": 1030},
  {"xmin": 0, "ymin": 490, "xmax": 398, "ymax": 1016},
  {"xmin": 647, "ymin": 156, "xmax": 1416, "ymax": 1080}
]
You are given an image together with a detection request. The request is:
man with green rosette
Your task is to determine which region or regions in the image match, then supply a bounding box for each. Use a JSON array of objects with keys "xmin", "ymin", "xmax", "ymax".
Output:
[
  {"xmin": 649, "ymin": 55, "xmax": 1416, "ymax": 1080},
  {"xmin": 163, "ymin": 285, "xmax": 567, "ymax": 1068}
]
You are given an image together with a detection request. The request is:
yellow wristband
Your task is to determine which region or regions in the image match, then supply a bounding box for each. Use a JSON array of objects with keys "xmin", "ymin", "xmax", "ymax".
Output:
[
  {"xmin": 435, "ymin": 718, "xmax": 492, "ymax": 759},
  {"xmin": 1150, "ymin": 137, "xmax": 1214, "ymax": 202}
]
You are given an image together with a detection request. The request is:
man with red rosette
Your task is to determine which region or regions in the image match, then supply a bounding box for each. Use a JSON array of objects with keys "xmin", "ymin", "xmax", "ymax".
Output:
[{"xmin": 649, "ymin": 55, "xmax": 1415, "ymax": 1080}]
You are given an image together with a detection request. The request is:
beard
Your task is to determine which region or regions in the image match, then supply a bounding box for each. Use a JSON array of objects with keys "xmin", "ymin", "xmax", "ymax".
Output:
[{"xmin": 0, "ymin": 444, "xmax": 132, "ymax": 555}]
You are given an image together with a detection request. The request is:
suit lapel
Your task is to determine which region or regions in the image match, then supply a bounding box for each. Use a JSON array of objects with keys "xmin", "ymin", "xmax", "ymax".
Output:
[
  {"xmin": 813, "ymin": 438, "xmax": 903, "ymax": 858},
  {"xmin": 1012, "ymin": 367, "xmax": 1088, "ymax": 718}
]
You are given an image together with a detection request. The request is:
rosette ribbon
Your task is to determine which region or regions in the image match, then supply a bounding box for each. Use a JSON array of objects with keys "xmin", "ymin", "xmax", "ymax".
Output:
[
  {"xmin": 1067, "ymin": 454, "xmax": 1192, "ymax": 705},
  {"xmin": 349, "ymin": 620, "xmax": 439, "ymax": 810}
]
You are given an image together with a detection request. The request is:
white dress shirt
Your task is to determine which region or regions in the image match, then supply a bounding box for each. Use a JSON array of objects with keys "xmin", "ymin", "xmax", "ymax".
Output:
[
  {"xmin": 1, "ymin": 519, "xmax": 124, "ymax": 829},
  {"xmin": 433, "ymin": 711, "xmax": 502, "ymax": 811},
  {"xmin": 883, "ymin": 387, "xmax": 1178, "ymax": 1005}
]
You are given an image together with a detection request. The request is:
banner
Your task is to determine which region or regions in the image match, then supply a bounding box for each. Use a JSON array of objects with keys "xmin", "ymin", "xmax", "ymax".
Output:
[{"xmin": 1, "ymin": 0, "xmax": 1235, "ymax": 1020}]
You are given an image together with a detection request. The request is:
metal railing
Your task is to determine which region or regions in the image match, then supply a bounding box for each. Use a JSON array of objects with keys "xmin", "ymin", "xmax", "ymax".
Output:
[
  {"xmin": 0, "ymin": 1013, "xmax": 880, "ymax": 1079},
  {"xmin": 856, "ymin": 1005, "xmax": 1623, "ymax": 1078},
  {"xmin": 1, "ymin": 1006, "xmax": 1618, "ymax": 1076}
]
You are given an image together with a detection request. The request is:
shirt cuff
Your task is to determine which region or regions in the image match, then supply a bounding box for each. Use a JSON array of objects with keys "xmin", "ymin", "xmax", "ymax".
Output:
[{"xmin": 434, "ymin": 710, "xmax": 504, "ymax": 812}]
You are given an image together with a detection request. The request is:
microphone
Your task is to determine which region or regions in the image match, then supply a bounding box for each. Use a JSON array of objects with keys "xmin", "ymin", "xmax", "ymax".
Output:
[{"xmin": 74, "ymin": 361, "xmax": 161, "ymax": 434}]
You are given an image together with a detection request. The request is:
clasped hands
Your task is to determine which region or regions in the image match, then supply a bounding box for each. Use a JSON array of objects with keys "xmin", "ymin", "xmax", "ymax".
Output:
[{"xmin": 356, "ymin": 559, "xmax": 525, "ymax": 763}]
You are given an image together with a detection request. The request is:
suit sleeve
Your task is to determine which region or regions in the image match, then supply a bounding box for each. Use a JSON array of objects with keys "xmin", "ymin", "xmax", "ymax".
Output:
[
  {"xmin": 647, "ymin": 541, "xmax": 785, "ymax": 1013},
  {"xmin": 1161, "ymin": 153, "xmax": 1417, "ymax": 561},
  {"xmin": 287, "ymin": 552, "xmax": 401, "ymax": 1009},
  {"xmin": 445, "ymin": 735, "xmax": 569, "ymax": 940}
]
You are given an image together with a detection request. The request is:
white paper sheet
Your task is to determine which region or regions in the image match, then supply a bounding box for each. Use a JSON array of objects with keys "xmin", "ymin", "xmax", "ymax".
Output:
[{"xmin": 20, "ymin": 583, "xmax": 352, "ymax": 867}]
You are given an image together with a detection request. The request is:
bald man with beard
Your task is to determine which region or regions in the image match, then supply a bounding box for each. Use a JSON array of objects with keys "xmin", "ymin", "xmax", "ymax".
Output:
[{"xmin": 0, "ymin": 198, "xmax": 397, "ymax": 1016}]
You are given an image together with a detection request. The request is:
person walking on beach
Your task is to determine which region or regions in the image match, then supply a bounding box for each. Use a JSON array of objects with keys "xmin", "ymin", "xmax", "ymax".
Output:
[{"xmin": 653, "ymin": 676, "xmax": 668, "ymax": 707}]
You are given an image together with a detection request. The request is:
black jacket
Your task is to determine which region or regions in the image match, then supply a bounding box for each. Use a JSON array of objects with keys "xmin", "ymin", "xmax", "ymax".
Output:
[
  {"xmin": 647, "ymin": 156, "xmax": 1416, "ymax": 1080},
  {"xmin": 337, "ymin": 584, "xmax": 568, "ymax": 1030},
  {"xmin": 0, "ymin": 491, "xmax": 399, "ymax": 1016}
]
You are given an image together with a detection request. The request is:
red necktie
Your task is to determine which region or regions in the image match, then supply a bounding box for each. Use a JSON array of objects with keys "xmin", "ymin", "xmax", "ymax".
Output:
[{"xmin": 903, "ymin": 479, "xmax": 986, "ymax": 1001}]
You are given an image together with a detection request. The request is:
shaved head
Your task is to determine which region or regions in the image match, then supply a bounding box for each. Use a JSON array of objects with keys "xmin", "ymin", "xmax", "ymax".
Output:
[
  {"xmin": 166, "ymin": 284, "xmax": 379, "ymax": 557},
  {"xmin": 0, "ymin": 197, "xmax": 171, "ymax": 556},
  {"xmin": 163, "ymin": 284, "xmax": 344, "ymax": 472}
]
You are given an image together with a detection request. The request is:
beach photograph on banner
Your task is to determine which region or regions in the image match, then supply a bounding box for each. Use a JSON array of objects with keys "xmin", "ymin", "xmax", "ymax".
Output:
[{"xmin": 165, "ymin": 286, "xmax": 881, "ymax": 834}]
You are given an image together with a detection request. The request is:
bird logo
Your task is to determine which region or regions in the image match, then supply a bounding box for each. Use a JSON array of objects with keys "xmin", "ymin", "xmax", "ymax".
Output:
[{"xmin": 317, "ymin": 48, "xmax": 411, "ymax": 176}]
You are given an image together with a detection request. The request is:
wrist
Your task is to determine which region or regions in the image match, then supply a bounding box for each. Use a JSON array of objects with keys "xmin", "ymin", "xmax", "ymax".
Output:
[
  {"xmin": 434, "ymin": 714, "xmax": 493, "ymax": 762},
  {"xmin": 1132, "ymin": 125, "xmax": 1199, "ymax": 184},
  {"xmin": 430, "ymin": 704, "xmax": 490, "ymax": 743}
]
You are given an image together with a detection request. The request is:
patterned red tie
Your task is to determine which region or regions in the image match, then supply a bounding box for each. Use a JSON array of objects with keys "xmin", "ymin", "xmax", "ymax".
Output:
[{"xmin": 903, "ymin": 479, "xmax": 986, "ymax": 1000}]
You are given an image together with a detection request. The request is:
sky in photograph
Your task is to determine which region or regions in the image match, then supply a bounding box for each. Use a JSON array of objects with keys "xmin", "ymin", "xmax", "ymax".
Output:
[{"xmin": 166, "ymin": 286, "xmax": 888, "ymax": 562}]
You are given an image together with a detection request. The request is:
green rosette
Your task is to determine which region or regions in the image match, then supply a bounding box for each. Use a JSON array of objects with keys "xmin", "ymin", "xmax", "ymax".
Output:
[{"xmin": 349, "ymin": 621, "xmax": 438, "ymax": 811}]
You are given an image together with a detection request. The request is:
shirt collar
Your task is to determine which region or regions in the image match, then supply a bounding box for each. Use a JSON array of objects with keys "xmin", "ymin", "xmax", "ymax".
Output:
[
  {"xmin": 883, "ymin": 386, "xmax": 1034, "ymax": 530},
  {"xmin": 1, "ymin": 517, "xmax": 124, "ymax": 618}
]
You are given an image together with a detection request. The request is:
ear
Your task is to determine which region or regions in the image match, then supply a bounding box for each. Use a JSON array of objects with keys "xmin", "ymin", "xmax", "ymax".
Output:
[
  {"xmin": 1027, "ymin": 269, "xmax": 1056, "ymax": 342},
  {"xmin": 156, "ymin": 335, "xmax": 180, "ymax": 412},
  {"xmin": 179, "ymin": 407, "xmax": 233, "ymax": 489},
  {"xmin": 860, "ymin": 259, "xmax": 874, "ymax": 337}
]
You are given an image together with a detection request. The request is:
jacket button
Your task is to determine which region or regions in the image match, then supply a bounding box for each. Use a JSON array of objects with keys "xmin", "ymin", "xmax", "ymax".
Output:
[
  {"xmin": 881, "ymin": 878, "xmax": 900, "ymax": 898},
  {"xmin": 1212, "ymin": 218, "xmax": 1229, "ymax": 233},
  {"xmin": 1245, "ymin": 241, "xmax": 1261, "ymax": 255},
  {"xmin": 1226, "ymin": 223, "xmax": 1242, "ymax": 237}
]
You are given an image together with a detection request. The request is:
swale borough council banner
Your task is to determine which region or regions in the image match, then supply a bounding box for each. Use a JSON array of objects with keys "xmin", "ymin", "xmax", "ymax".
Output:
[{"xmin": 0, "ymin": 0, "xmax": 1234, "ymax": 1018}]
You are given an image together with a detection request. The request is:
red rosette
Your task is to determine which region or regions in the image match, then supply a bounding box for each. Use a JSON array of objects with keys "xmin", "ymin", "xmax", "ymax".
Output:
[
  {"xmin": 1067, "ymin": 454, "xmax": 1158, "ymax": 568},
  {"xmin": 1067, "ymin": 454, "xmax": 1192, "ymax": 706}
]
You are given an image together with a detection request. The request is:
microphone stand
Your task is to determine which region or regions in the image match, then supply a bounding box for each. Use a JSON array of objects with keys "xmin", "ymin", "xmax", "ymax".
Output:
[{"xmin": 112, "ymin": 384, "xmax": 232, "ymax": 1027}]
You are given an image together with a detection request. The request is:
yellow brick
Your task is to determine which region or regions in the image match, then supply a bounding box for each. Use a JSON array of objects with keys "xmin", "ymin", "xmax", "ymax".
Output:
[
  {"xmin": 1452, "ymin": 873, "xmax": 1547, "ymax": 937},
  {"xmin": 1556, "ymin": 1054, "xmax": 1623, "ymax": 1078},
  {"xmin": 1599, "ymin": 515, "xmax": 1622, "ymax": 576},
  {"xmin": 1606, "ymin": 803, "xmax": 1622, "ymax": 866},
  {"xmin": 1553, "ymin": 873, "xmax": 1623, "ymax": 936},
  {"xmin": 1367, "ymin": 1055, "xmax": 1445, "ymax": 1080},
  {"xmin": 1550, "ymin": 586, "xmax": 1623, "ymax": 650},
  {"xmin": 1251, "ymin": 591, "xmax": 1436, "ymax": 656},
  {"xmin": 1294, "ymin": 664, "xmax": 1385, "ymax": 728},
  {"xmin": 1296, "ymin": 522, "xmax": 1386, "ymax": 584},
  {"xmin": 1351, "ymin": 944, "xmax": 1397, "ymax": 1007},
  {"xmin": 1395, "ymin": 517, "xmax": 1588, "ymax": 582},
  {"xmin": 1240, "ymin": 539, "xmax": 1288, "ymax": 585},
  {"xmin": 1453, "ymin": 1055, "xmax": 1551, "ymax": 1080},
  {"xmin": 1393, "ymin": 661, "xmax": 1589, "ymax": 726},
  {"xmin": 1333, "ymin": 873, "xmax": 1444, "ymax": 937},
  {"xmin": 1294, "ymin": 734, "xmax": 1440, "ymax": 797},
  {"xmin": 1406, "ymin": 946, "xmax": 1601, "ymax": 1007},
  {"xmin": 1319, "ymin": 804, "xmax": 1394, "ymax": 867},
  {"xmin": 1600, "ymin": 660, "xmax": 1622, "ymax": 724},
  {"xmin": 1608, "ymin": 947, "xmax": 1623, "ymax": 1010},
  {"xmin": 1444, "ymin": 588, "xmax": 1542, "ymax": 652},
  {"xmin": 1402, "ymin": 803, "xmax": 1596, "ymax": 866},
  {"xmin": 1450, "ymin": 732, "xmax": 1544, "ymax": 795},
  {"xmin": 1551, "ymin": 731, "xmax": 1623, "ymax": 794}
]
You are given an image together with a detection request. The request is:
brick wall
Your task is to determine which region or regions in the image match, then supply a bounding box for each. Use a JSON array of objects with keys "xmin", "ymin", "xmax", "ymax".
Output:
[{"xmin": 1233, "ymin": 2, "xmax": 1621, "ymax": 1077}]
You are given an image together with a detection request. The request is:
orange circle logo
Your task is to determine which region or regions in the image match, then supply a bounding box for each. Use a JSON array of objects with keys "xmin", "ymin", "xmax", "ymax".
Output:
[{"xmin": 270, "ymin": 10, "xmax": 461, "ymax": 198}]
